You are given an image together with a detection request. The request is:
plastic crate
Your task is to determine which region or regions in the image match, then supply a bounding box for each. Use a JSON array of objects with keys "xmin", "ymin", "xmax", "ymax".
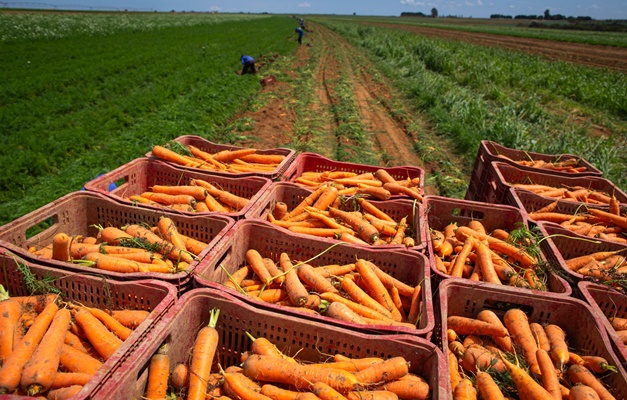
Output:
[
  {"xmin": 282, "ymin": 152, "xmax": 425, "ymax": 197},
  {"xmin": 436, "ymin": 279, "xmax": 627, "ymax": 399},
  {"xmin": 0, "ymin": 248, "xmax": 177, "ymax": 400},
  {"xmin": 578, "ymin": 281, "xmax": 627, "ymax": 367},
  {"xmin": 193, "ymin": 219, "xmax": 434, "ymax": 338},
  {"xmin": 422, "ymin": 195, "xmax": 571, "ymax": 295},
  {"xmin": 464, "ymin": 140, "xmax": 602, "ymax": 202},
  {"xmin": 249, "ymin": 182, "xmax": 427, "ymax": 252},
  {"xmin": 147, "ymin": 135, "xmax": 296, "ymax": 181},
  {"xmin": 83, "ymin": 157, "xmax": 272, "ymax": 220},
  {"xmin": 94, "ymin": 287, "xmax": 447, "ymax": 400},
  {"xmin": 0, "ymin": 191, "xmax": 234, "ymax": 294},
  {"xmin": 487, "ymin": 161, "xmax": 627, "ymax": 206},
  {"xmin": 536, "ymin": 221, "xmax": 627, "ymax": 287}
]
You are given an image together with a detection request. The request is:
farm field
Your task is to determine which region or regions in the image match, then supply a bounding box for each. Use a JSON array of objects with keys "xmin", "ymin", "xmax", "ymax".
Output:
[{"xmin": 0, "ymin": 12, "xmax": 625, "ymax": 226}]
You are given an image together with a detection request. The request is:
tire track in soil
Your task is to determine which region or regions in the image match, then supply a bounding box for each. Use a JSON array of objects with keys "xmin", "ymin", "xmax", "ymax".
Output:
[{"xmin": 318, "ymin": 27, "xmax": 426, "ymax": 169}]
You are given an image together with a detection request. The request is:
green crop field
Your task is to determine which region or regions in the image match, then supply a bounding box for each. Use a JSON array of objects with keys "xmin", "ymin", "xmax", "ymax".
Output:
[{"xmin": 0, "ymin": 13, "xmax": 297, "ymax": 225}]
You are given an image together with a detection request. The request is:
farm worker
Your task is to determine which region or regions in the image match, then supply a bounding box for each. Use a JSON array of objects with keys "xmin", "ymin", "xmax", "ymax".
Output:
[
  {"xmin": 295, "ymin": 27, "xmax": 304, "ymax": 44},
  {"xmin": 240, "ymin": 54, "xmax": 256, "ymax": 75}
]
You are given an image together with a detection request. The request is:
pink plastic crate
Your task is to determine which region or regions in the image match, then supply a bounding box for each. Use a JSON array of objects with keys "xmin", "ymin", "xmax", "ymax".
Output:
[
  {"xmin": 83, "ymin": 157, "xmax": 272, "ymax": 220},
  {"xmin": 423, "ymin": 195, "xmax": 571, "ymax": 295},
  {"xmin": 488, "ymin": 161, "xmax": 626, "ymax": 205},
  {"xmin": 282, "ymin": 152, "xmax": 425, "ymax": 197},
  {"xmin": 437, "ymin": 279, "xmax": 627, "ymax": 399},
  {"xmin": 147, "ymin": 135, "xmax": 296, "ymax": 180},
  {"xmin": 249, "ymin": 182, "xmax": 427, "ymax": 251},
  {"xmin": 578, "ymin": 281, "xmax": 627, "ymax": 367},
  {"xmin": 94, "ymin": 287, "xmax": 447, "ymax": 400},
  {"xmin": 537, "ymin": 221, "xmax": 627, "ymax": 287},
  {"xmin": 193, "ymin": 219, "xmax": 434, "ymax": 338},
  {"xmin": 0, "ymin": 191, "xmax": 234, "ymax": 293},
  {"xmin": 465, "ymin": 140, "xmax": 602, "ymax": 202},
  {"xmin": 0, "ymin": 249, "xmax": 177, "ymax": 400}
]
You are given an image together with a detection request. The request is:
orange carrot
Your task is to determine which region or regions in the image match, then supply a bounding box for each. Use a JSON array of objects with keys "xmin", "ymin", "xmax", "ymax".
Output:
[
  {"xmin": 353, "ymin": 357, "xmax": 409, "ymax": 385},
  {"xmin": 0, "ymin": 298, "xmax": 21, "ymax": 365},
  {"xmin": 297, "ymin": 263, "xmax": 339, "ymax": 294},
  {"xmin": 157, "ymin": 216, "xmax": 188, "ymax": 254},
  {"xmin": 476, "ymin": 310, "xmax": 513, "ymax": 352},
  {"xmin": 313, "ymin": 381, "xmax": 349, "ymax": 400},
  {"xmin": 319, "ymin": 293, "xmax": 391, "ymax": 322},
  {"xmin": 170, "ymin": 362, "xmax": 189, "ymax": 391},
  {"xmin": 279, "ymin": 253, "xmax": 309, "ymax": 307},
  {"xmin": 530, "ymin": 322, "xmax": 551, "ymax": 352},
  {"xmin": 499, "ymin": 354, "xmax": 553, "ymax": 400},
  {"xmin": 449, "ymin": 237, "xmax": 474, "ymax": 278},
  {"xmin": 213, "ymin": 148, "xmax": 257, "ymax": 162},
  {"xmin": 475, "ymin": 370, "xmax": 505, "ymax": 400},
  {"xmin": 473, "ymin": 238, "xmax": 501, "ymax": 284},
  {"xmin": 124, "ymin": 224, "xmax": 192, "ymax": 264},
  {"xmin": 46, "ymin": 385, "xmax": 83, "ymax": 400},
  {"xmin": 448, "ymin": 350, "xmax": 462, "ymax": 393},
  {"xmin": 453, "ymin": 378, "xmax": 477, "ymax": 400},
  {"xmin": 187, "ymin": 308, "xmax": 221, "ymax": 400},
  {"xmin": 145, "ymin": 346, "xmax": 170, "ymax": 400},
  {"xmin": 406, "ymin": 285, "xmax": 423, "ymax": 326},
  {"xmin": 223, "ymin": 370, "xmax": 271, "ymax": 400},
  {"xmin": 87, "ymin": 307, "xmax": 133, "ymax": 340},
  {"xmin": 355, "ymin": 259, "xmax": 402, "ymax": 321},
  {"xmin": 260, "ymin": 384, "xmax": 301, "ymax": 400},
  {"xmin": 141, "ymin": 191, "xmax": 196, "ymax": 207},
  {"xmin": 581, "ymin": 356, "xmax": 617, "ymax": 374},
  {"xmin": 447, "ymin": 316, "xmax": 509, "ymax": 337},
  {"xmin": 460, "ymin": 344, "xmax": 506, "ymax": 374},
  {"xmin": 51, "ymin": 232, "xmax": 72, "ymax": 261},
  {"xmin": 340, "ymin": 277, "xmax": 393, "ymax": 319},
  {"xmin": 568, "ymin": 385, "xmax": 601, "ymax": 400},
  {"xmin": 537, "ymin": 348, "xmax": 561, "ymax": 400},
  {"xmin": 503, "ymin": 308, "xmax": 540, "ymax": 375},
  {"xmin": 567, "ymin": 365, "xmax": 616, "ymax": 400},
  {"xmin": 246, "ymin": 249, "xmax": 274, "ymax": 285},
  {"xmin": 381, "ymin": 374, "xmax": 430, "ymax": 400},
  {"xmin": 545, "ymin": 324, "xmax": 569, "ymax": 369},
  {"xmin": 152, "ymin": 145, "xmax": 200, "ymax": 166},
  {"xmin": 110, "ymin": 309, "xmax": 149, "ymax": 330},
  {"xmin": 282, "ymin": 185, "xmax": 328, "ymax": 221},
  {"xmin": 347, "ymin": 390, "xmax": 399, "ymax": 400},
  {"xmin": 382, "ymin": 182, "xmax": 422, "ymax": 201},
  {"xmin": 191, "ymin": 179, "xmax": 250, "ymax": 211},
  {"xmin": 73, "ymin": 307, "xmax": 123, "ymax": 360},
  {"xmin": 356, "ymin": 198, "xmax": 394, "ymax": 222},
  {"xmin": 59, "ymin": 343, "xmax": 103, "ymax": 375},
  {"xmin": 49, "ymin": 372, "xmax": 92, "ymax": 390}
]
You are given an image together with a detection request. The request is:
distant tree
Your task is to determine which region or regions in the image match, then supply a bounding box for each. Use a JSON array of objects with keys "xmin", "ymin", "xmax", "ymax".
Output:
[
  {"xmin": 431, "ymin": 8, "xmax": 438, "ymax": 18},
  {"xmin": 544, "ymin": 9, "xmax": 551, "ymax": 19},
  {"xmin": 353, "ymin": 12, "xmax": 356, "ymax": 15}
]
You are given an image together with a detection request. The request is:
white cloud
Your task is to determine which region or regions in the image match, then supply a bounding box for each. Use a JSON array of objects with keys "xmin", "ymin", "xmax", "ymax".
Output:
[
  {"xmin": 477, "ymin": 0, "xmax": 483, "ymax": 5},
  {"xmin": 400, "ymin": 0, "xmax": 427, "ymax": 5},
  {"xmin": 210, "ymin": 5, "xmax": 220, "ymax": 11},
  {"xmin": 298, "ymin": 2, "xmax": 311, "ymax": 7}
]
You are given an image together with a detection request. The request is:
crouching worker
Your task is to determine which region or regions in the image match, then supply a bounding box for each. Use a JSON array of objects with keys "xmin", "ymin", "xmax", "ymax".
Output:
[{"xmin": 240, "ymin": 54, "xmax": 256, "ymax": 75}]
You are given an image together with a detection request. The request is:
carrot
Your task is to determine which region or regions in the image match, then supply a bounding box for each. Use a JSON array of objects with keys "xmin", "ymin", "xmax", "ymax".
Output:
[
  {"xmin": 59, "ymin": 343, "xmax": 103, "ymax": 375},
  {"xmin": 187, "ymin": 308, "xmax": 220, "ymax": 400},
  {"xmin": 46, "ymin": 385, "xmax": 83, "ymax": 400},
  {"xmin": 157, "ymin": 216, "xmax": 188, "ymax": 254},
  {"xmin": 347, "ymin": 390, "xmax": 399, "ymax": 400},
  {"xmin": 260, "ymin": 384, "xmax": 301, "ymax": 400},
  {"xmin": 82, "ymin": 252, "xmax": 158, "ymax": 273},
  {"xmin": 280, "ymin": 253, "xmax": 309, "ymax": 307},
  {"xmin": 109, "ymin": 309, "xmax": 149, "ymax": 330},
  {"xmin": 188, "ymin": 145, "xmax": 227, "ymax": 169},
  {"xmin": 51, "ymin": 232, "xmax": 73, "ymax": 261},
  {"xmin": 49, "ymin": 372, "xmax": 92, "ymax": 390},
  {"xmin": 475, "ymin": 310, "xmax": 513, "ymax": 352},
  {"xmin": 460, "ymin": 343, "xmax": 506, "ymax": 374},
  {"xmin": 313, "ymin": 381, "xmax": 349, "ymax": 400},
  {"xmin": 319, "ymin": 293, "xmax": 391, "ymax": 322},
  {"xmin": 356, "ymin": 198, "xmax": 394, "ymax": 223},
  {"xmin": 170, "ymin": 362, "xmax": 189, "ymax": 391},
  {"xmin": 567, "ymin": 365, "xmax": 616, "ymax": 400},
  {"xmin": 191, "ymin": 179, "xmax": 250, "ymax": 210},
  {"xmin": 355, "ymin": 260, "xmax": 402, "ymax": 321},
  {"xmin": 406, "ymin": 285, "xmax": 422, "ymax": 326},
  {"xmin": 588, "ymin": 209, "xmax": 627, "ymax": 229},
  {"xmin": 499, "ymin": 353, "xmax": 553, "ymax": 400},
  {"xmin": 246, "ymin": 249, "xmax": 274, "ymax": 285},
  {"xmin": 0, "ymin": 298, "xmax": 21, "ymax": 364},
  {"xmin": 450, "ymin": 237, "xmax": 474, "ymax": 278},
  {"xmin": 568, "ymin": 385, "xmax": 601, "ymax": 400},
  {"xmin": 609, "ymin": 316, "xmax": 627, "ymax": 331},
  {"xmin": 239, "ymin": 153, "xmax": 284, "ymax": 164},
  {"xmin": 87, "ymin": 307, "xmax": 133, "ymax": 340},
  {"xmin": 382, "ymin": 182, "xmax": 422, "ymax": 201},
  {"xmin": 473, "ymin": 238, "xmax": 501, "ymax": 284},
  {"xmin": 144, "ymin": 345, "xmax": 170, "ymax": 400},
  {"xmin": 581, "ymin": 356, "xmax": 617, "ymax": 374},
  {"xmin": 447, "ymin": 316, "xmax": 509, "ymax": 337},
  {"xmin": 565, "ymin": 251, "xmax": 625, "ymax": 272},
  {"xmin": 282, "ymin": 185, "xmax": 328, "ymax": 221},
  {"xmin": 530, "ymin": 322, "xmax": 551, "ymax": 352},
  {"xmin": 213, "ymin": 148, "xmax": 257, "ymax": 162},
  {"xmin": 223, "ymin": 370, "xmax": 271, "ymax": 400},
  {"xmin": 124, "ymin": 224, "xmax": 193, "ymax": 264},
  {"xmin": 503, "ymin": 308, "xmax": 540, "ymax": 375},
  {"xmin": 141, "ymin": 191, "xmax": 196, "ymax": 207},
  {"xmin": 309, "ymin": 358, "xmax": 384, "ymax": 372},
  {"xmin": 328, "ymin": 208, "xmax": 380, "ymax": 244},
  {"xmin": 325, "ymin": 301, "xmax": 372, "ymax": 325},
  {"xmin": 381, "ymin": 374, "xmax": 430, "ymax": 400},
  {"xmin": 337, "ymin": 232, "xmax": 369, "ymax": 245},
  {"xmin": 340, "ymin": 277, "xmax": 393, "ymax": 319},
  {"xmin": 242, "ymin": 354, "xmax": 359, "ymax": 392},
  {"xmin": 152, "ymin": 145, "xmax": 199, "ymax": 166},
  {"xmin": 537, "ymin": 348, "xmax": 561, "ymax": 400},
  {"xmin": 98, "ymin": 226, "xmax": 133, "ymax": 245},
  {"xmin": 353, "ymin": 356, "xmax": 409, "ymax": 385},
  {"xmin": 545, "ymin": 324, "xmax": 569, "ymax": 369},
  {"xmin": 448, "ymin": 350, "xmax": 462, "ymax": 393},
  {"xmin": 475, "ymin": 370, "xmax": 505, "ymax": 400},
  {"xmin": 357, "ymin": 186, "xmax": 392, "ymax": 201},
  {"xmin": 298, "ymin": 263, "xmax": 339, "ymax": 294},
  {"xmin": 73, "ymin": 307, "xmax": 123, "ymax": 360},
  {"xmin": 452, "ymin": 378, "xmax": 477, "ymax": 400}
]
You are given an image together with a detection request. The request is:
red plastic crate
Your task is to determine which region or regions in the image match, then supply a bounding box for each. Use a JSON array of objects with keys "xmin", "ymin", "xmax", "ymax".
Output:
[
  {"xmin": 0, "ymin": 249, "xmax": 177, "ymax": 400},
  {"xmin": 465, "ymin": 140, "xmax": 602, "ymax": 202},
  {"xmin": 249, "ymin": 182, "xmax": 427, "ymax": 252},
  {"xmin": 193, "ymin": 219, "xmax": 434, "ymax": 338},
  {"xmin": 94, "ymin": 287, "xmax": 447, "ymax": 400},
  {"xmin": 537, "ymin": 221, "xmax": 627, "ymax": 287},
  {"xmin": 578, "ymin": 281, "xmax": 627, "ymax": 367},
  {"xmin": 437, "ymin": 279, "xmax": 627, "ymax": 398},
  {"xmin": 83, "ymin": 157, "xmax": 272, "ymax": 220},
  {"xmin": 147, "ymin": 135, "xmax": 296, "ymax": 180},
  {"xmin": 488, "ymin": 161, "xmax": 626, "ymax": 205},
  {"xmin": 0, "ymin": 191, "xmax": 234, "ymax": 294},
  {"xmin": 423, "ymin": 195, "xmax": 571, "ymax": 295},
  {"xmin": 282, "ymin": 152, "xmax": 425, "ymax": 197}
]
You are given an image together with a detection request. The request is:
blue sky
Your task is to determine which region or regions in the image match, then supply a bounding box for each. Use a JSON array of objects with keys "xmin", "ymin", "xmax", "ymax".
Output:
[{"xmin": 16, "ymin": 0, "xmax": 626, "ymax": 20}]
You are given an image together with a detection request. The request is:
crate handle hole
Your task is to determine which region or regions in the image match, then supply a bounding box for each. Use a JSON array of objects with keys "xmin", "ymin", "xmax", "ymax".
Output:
[{"xmin": 25, "ymin": 216, "xmax": 58, "ymax": 239}]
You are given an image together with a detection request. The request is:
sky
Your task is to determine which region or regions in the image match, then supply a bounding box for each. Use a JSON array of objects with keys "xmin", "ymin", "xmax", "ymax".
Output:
[{"xmin": 12, "ymin": 0, "xmax": 626, "ymax": 20}]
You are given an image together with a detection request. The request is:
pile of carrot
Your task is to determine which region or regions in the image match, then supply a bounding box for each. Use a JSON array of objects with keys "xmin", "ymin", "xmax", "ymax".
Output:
[
  {"xmin": 128, "ymin": 178, "xmax": 251, "ymax": 213},
  {"xmin": 28, "ymin": 216, "xmax": 208, "ymax": 274},
  {"xmin": 0, "ymin": 290, "xmax": 149, "ymax": 398},
  {"xmin": 220, "ymin": 249, "xmax": 423, "ymax": 329},
  {"xmin": 292, "ymin": 168, "xmax": 423, "ymax": 201},
  {"xmin": 527, "ymin": 199, "xmax": 627, "ymax": 245},
  {"xmin": 496, "ymin": 154, "xmax": 589, "ymax": 173},
  {"xmin": 267, "ymin": 184, "xmax": 417, "ymax": 248},
  {"xmin": 564, "ymin": 249, "xmax": 626, "ymax": 282},
  {"xmin": 511, "ymin": 182, "xmax": 619, "ymax": 206},
  {"xmin": 446, "ymin": 308, "xmax": 620, "ymax": 399},
  {"xmin": 607, "ymin": 316, "xmax": 627, "ymax": 346},
  {"xmin": 152, "ymin": 143, "xmax": 285, "ymax": 174},
  {"xmin": 430, "ymin": 220, "xmax": 547, "ymax": 290},
  {"xmin": 144, "ymin": 308, "xmax": 431, "ymax": 400}
]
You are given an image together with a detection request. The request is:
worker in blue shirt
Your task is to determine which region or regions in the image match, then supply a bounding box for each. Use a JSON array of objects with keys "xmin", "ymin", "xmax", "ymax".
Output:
[
  {"xmin": 295, "ymin": 27, "xmax": 304, "ymax": 44},
  {"xmin": 240, "ymin": 54, "xmax": 256, "ymax": 75}
]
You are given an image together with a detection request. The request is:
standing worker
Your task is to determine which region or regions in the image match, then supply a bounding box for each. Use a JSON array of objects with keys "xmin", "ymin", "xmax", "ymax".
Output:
[
  {"xmin": 240, "ymin": 54, "xmax": 256, "ymax": 75},
  {"xmin": 295, "ymin": 27, "xmax": 304, "ymax": 45}
]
